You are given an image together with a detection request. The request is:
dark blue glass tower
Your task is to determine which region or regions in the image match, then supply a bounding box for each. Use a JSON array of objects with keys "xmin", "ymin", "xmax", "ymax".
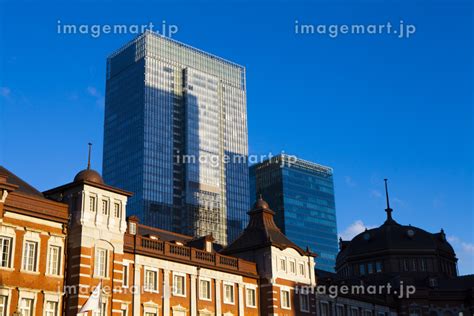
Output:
[
  {"xmin": 249, "ymin": 154, "xmax": 338, "ymax": 272},
  {"xmin": 103, "ymin": 32, "xmax": 249, "ymax": 244}
]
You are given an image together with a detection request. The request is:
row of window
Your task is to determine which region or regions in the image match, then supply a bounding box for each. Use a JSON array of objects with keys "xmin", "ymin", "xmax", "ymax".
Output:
[
  {"xmin": 319, "ymin": 301, "xmax": 387, "ymax": 316},
  {"xmin": 0, "ymin": 295, "xmax": 59, "ymax": 316},
  {"xmin": 279, "ymin": 257, "xmax": 307, "ymax": 277},
  {"xmin": 89, "ymin": 196, "xmax": 122, "ymax": 218},
  {"xmin": 142, "ymin": 268, "xmax": 257, "ymax": 307},
  {"xmin": 283, "ymin": 291, "xmax": 310, "ymax": 312},
  {"xmin": 0, "ymin": 235, "xmax": 62, "ymax": 275}
]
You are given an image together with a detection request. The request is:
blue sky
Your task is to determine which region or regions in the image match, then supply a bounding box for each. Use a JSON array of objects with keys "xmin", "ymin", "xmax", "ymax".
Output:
[{"xmin": 0, "ymin": 0, "xmax": 472, "ymax": 273}]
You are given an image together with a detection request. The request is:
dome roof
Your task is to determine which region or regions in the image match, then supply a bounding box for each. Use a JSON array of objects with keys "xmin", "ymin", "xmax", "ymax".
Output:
[
  {"xmin": 337, "ymin": 212, "xmax": 455, "ymax": 264},
  {"xmin": 74, "ymin": 169, "xmax": 104, "ymax": 184}
]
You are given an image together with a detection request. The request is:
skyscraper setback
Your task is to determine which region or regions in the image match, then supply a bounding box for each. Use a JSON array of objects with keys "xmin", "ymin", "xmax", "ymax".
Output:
[{"xmin": 103, "ymin": 32, "xmax": 249, "ymax": 244}]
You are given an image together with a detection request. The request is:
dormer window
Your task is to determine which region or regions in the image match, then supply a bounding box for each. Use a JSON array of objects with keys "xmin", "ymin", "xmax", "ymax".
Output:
[
  {"xmin": 205, "ymin": 240, "xmax": 212, "ymax": 252},
  {"xmin": 129, "ymin": 222, "xmax": 137, "ymax": 235}
]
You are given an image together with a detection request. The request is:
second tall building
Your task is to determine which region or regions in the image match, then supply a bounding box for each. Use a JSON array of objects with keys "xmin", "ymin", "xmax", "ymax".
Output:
[{"xmin": 103, "ymin": 32, "xmax": 249, "ymax": 245}]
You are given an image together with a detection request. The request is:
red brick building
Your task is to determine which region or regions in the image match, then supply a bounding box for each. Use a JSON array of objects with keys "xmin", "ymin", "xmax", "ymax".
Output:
[
  {"xmin": 1, "ymin": 165, "xmax": 318, "ymax": 316},
  {"xmin": 0, "ymin": 167, "xmax": 69, "ymax": 316}
]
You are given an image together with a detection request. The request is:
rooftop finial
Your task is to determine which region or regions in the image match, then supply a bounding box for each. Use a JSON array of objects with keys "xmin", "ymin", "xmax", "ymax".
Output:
[
  {"xmin": 87, "ymin": 143, "xmax": 92, "ymax": 170},
  {"xmin": 384, "ymin": 178, "xmax": 393, "ymax": 221}
]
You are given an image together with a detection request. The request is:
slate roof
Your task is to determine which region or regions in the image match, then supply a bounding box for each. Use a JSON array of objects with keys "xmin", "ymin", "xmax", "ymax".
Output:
[
  {"xmin": 337, "ymin": 207, "xmax": 456, "ymax": 263},
  {"xmin": 0, "ymin": 166, "xmax": 44, "ymax": 198},
  {"xmin": 222, "ymin": 197, "xmax": 313, "ymax": 256}
]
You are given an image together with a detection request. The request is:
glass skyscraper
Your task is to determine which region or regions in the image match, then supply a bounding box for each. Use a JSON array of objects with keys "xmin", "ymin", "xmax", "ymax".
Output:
[
  {"xmin": 249, "ymin": 154, "xmax": 338, "ymax": 272},
  {"xmin": 103, "ymin": 31, "xmax": 249, "ymax": 244}
]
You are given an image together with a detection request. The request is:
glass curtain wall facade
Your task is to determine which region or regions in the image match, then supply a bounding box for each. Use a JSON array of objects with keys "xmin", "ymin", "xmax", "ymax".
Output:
[
  {"xmin": 249, "ymin": 154, "xmax": 338, "ymax": 271},
  {"xmin": 103, "ymin": 31, "xmax": 249, "ymax": 244}
]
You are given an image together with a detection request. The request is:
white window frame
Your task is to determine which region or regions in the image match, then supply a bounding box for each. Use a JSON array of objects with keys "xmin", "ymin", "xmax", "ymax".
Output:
[
  {"xmin": 101, "ymin": 199, "xmax": 109, "ymax": 215},
  {"xmin": 44, "ymin": 300, "xmax": 59, "ymax": 316},
  {"xmin": 280, "ymin": 258, "xmax": 287, "ymax": 272},
  {"xmin": 299, "ymin": 292, "xmax": 310, "ymax": 312},
  {"xmin": 114, "ymin": 202, "xmax": 122, "ymax": 218},
  {"xmin": 21, "ymin": 232, "xmax": 40, "ymax": 273},
  {"xmin": 18, "ymin": 290, "xmax": 37, "ymax": 316},
  {"xmin": 46, "ymin": 239, "xmax": 63, "ymax": 276},
  {"xmin": 289, "ymin": 260, "xmax": 296, "ymax": 274},
  {"xmin": 144, "ymin": 267, "xmax": 159, "ymax": 293},
  {"xmin": 223, "ymin": 282, "xmax": 235, "ymax": 305},
  {"xmin": 94, "ymin": 248, "xmax": 108, "ymax": 278},
  {"xmin": 0, "ymin": 227, "xmax": 16, "ymax": 270},
  {"xmin": 172, "ymin": 272, "xmax": 186, "ymax": 297},
  {"xmin": 0, "ymin": 235, "xmax": 13, "ymax": 269},
  {"xmin": 280, "ymin": 287, "xmax": 291, "ymax": 309},
  {"xmin": 299, "ymin": 262, "xmax": 306, "ymax": 276},
  {"xmin": 89, "ymin": 195, "xmax": 97, "ymax": 212},
  {"xmin": 43, "ymin": 293, "xmax": 60, "ymax": 316},
  {"xmin": 198, "ymin": 278, "xmax": 211, "ymax": 301},
  {"xmin": 0, "ymin": 289, "xmax": 11, "ymax": 316},
  {"xmin": 122, "ymin": 262, "xmax": 129, "ymax": 288},
  {"xmin": 245, "ymin": 285, "xmax": 257, "ymax": 308},
  {"xmin": 92, "ymin": 301, "xmax": 107, "ymax": 316}
]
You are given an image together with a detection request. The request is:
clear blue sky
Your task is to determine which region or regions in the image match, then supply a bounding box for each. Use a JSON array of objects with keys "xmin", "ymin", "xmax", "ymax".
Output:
[{"xmin": 0, "ymin": 0, "xmax": 472, "ymax": 273}]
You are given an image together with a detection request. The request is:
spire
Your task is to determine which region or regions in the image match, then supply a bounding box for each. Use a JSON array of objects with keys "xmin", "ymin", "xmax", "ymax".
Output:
[
  {"xmin": 87, "ymin": 143, "xmax": 92, "ymax": 170},
  {"xmin": 384, "ymin": 179, "xmax": 393, "ymax": 222}
]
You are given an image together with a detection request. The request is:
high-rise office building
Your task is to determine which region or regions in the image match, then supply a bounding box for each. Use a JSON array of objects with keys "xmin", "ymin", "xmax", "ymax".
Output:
[
  {"xmin": 103, "ymin": 31, "xmax": 249, "ymax": 244},
  {"xmin": 249, "ymin": 154, "xmax": 338, "ymax": 271}
]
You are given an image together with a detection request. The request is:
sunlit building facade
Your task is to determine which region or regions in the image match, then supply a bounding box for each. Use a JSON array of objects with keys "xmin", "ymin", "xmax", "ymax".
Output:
[
  {"xmin": 249, "ymin": 154, "xmax": 338, "ymax": 272},
  {"xmin": 103, "ymin": 31, "xmax": 249, "ymax": 244}
]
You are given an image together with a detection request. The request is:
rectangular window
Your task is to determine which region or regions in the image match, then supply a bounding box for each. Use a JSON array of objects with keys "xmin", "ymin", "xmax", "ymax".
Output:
[
  {"xmin": 0, "ymin": 236, "xmax": 12, "ymax": 268},
  {"xmin": 123, "ymin": 264, "xmax": 129, "ymax": 287},
  {"xmin": 47, "ymin": 245, "xmax": 61, "ymax": 275},
  {"xmin": 403, "ymin": 259, "xmax": 409, "ymax": 271},
  {"xmin": 376, "ymin": 261, "xmax": 383, "ymax": 273},
  {"xmin": 102, "ymin": 200, "xmax": 108, "ymax": 215},
  {"xmin": 359, "ymin": 264, "xmax": 366, "ymax": 276},
  {"xmin": 20, "ymin": 298, "xmax": 34, "ymax": 316},
  {"xmin": 93, "ymin": 302, "xmax": 106, "ymax": 316},
  {"xmin": 173, "ymin": 274, "xmax": 185, "ymax": 296},
  {"xmin": 0, "ymin": 295, "xmax": 7, "ymax": 316},
  {"xmin": 44, "ymin": 301, "xmax": 58, "ymax": 316},
  {"xmin": 90, "ymin": 196, "xmax": 96, "ymax": 212},
  {"xmin": 368, "ymin": 263, "xmax": 374, "ymax": 274},
  {"xmin": 22, "ymin": 241, "xmax": 38, "ymax": 272},
  {"xmin": 351, "ymin": 308, "xmax": 360, "ymax": 316},
  {"xmin": 336, "ymin": 305, "xmax": 345, "ymax": 316},
  {"xmin": 199, "ymin": 279, "xmax": 211, "ymax": 300},
  {"xmin": 290, "ymin": 261, "xmax": 296, "ymax": 274},
  {"xmin": 280, "ymin": 258, "xmax": 286, "ymax": 272},
  {"xmin": 94, "ymin": 248, "xmax": 107, "ymax": 277},
  {"xmin": 420, "ymin": 259, "xmax": 426, "ymax": 271},
  {"xmin": 223, "ymin": 283, "xmax": 235, "ymax": 304},
  {"xmin": 320, "ymin": 302, "xmax": 329, "ymax": 316},
  {"xmin": 114, "ymin": 203, "xmax": 121, "ymax": 218},
  {"xmin": 299, "ymin": 263, "xmax": 306, "ymax": 276},
  {"xmin": 300, "ymin": 293, "xmax": 309, "ymax": 312},
  {"xmin": 281, "ymin": 289, "xmax": 290, "ymax": 309},
  {"xmin": 246, "ymin": 288, "xmax": 256, "ymax": 307},
  {"xmin": 144, "ymin": 269, "xmax": 158, "ymax": 292}
]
